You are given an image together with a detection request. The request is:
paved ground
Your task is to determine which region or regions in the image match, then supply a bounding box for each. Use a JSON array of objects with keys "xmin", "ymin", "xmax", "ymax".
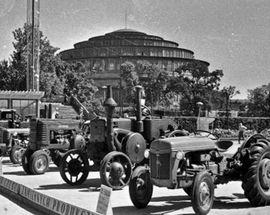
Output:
[{"xmin": 1, "ymin": 141, "xmax": 270, "ymax": 215}]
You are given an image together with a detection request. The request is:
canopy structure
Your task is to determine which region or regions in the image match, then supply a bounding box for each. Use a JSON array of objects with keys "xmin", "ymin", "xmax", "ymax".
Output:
[{"xmin": 0, "ymin": 90, "xmax": 44, "ymax": 118}]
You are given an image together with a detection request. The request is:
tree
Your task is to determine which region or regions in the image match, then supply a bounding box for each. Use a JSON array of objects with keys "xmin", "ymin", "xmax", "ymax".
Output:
[
  {"xmin": 0, "ymin": 24, "xmax": 64, "ymax": 97},
  {"xmin": 136, "ymin": 60, "xmax": 170, "ymax": 108},
  {"xmin": 120, "ymin": 61, "xmax": 139, "ymax": 105},
  {"xmin": 247, "ymin": 84, "xmax": 270, "ymax": 117},
  {"xmin": 64, "ymin": 62, "xmax": 100, "ymax": 113},
  {"xmin": 167, "ymin": 61, "xmax": 224, "ymax": 115},
  {"xmin": 221, "ymin": 86, "xmax": 240, "ymax": 128}
]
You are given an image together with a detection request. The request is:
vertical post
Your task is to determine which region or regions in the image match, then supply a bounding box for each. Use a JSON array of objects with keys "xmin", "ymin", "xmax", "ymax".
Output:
[
  {"xmin": 27, "ymin": 0, "xmax": 40, "ymax": 91},
  {"xmin": 197, "ymin": 102, "xmax": 203, "ymax": 130},
  {"xmin": 103, "ymin": 86, "xmax": 117, "ymax": 152},
  {"xmin": 135, "ymin": 86, "xmax": 143, "ymax": 133},
  {"xmin": 35, "ymin": 100, "xmax": 40, "ymax": 118}
]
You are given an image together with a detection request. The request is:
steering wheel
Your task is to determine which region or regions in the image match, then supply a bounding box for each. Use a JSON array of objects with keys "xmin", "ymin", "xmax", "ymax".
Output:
[
  {"xmin": 141, "ymin": 105, "xmax": 151, "ymax": 116},
  {"xmin": 194, "ymin": 130, "xmax": 218, "ymax": 140}
]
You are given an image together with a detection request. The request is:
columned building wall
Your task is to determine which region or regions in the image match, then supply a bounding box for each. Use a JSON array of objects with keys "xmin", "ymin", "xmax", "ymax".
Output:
[{"xmin": 60, "ymin": 29, "xmax": 210, "ymax": 102}]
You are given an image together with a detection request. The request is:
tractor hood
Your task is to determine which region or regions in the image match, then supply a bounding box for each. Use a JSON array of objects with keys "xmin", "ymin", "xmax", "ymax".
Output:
[
  {"xmin": 5, "ymin": 128, "xmax": 30, "ymax": 135},
  {"xmin": 151, "ymin": 136, "xmax": 216, "ymax": 153}
]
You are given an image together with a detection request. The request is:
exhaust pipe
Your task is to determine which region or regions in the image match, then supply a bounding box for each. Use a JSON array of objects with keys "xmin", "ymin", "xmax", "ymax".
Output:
[
  {"xmin": 103, "ymin": 86, "xmax": 117, "ymax": 151},
  {"xmin": 135, "ymin": 86, "xmax": 143, "ymax": 133}
]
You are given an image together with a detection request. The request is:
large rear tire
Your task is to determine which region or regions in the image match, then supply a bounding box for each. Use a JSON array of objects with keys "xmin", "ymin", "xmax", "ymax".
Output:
[
  {"xmin": 59, "ymin": 149, "xmax": 89, "ymax": 186},
  {"xmin": 22, "ymin": 148, "xmax": 34, "ymax": 175},
  {"xmin": 129, "ymin": 166, "xmax": 153, "ymax": 208},
  {"xmin": 242, "ymin": 139, "xmax": 270, "ymax": 206},
  {"xmin": 191, "ymin": 171, "xmax": 214, "ymax": 215}
]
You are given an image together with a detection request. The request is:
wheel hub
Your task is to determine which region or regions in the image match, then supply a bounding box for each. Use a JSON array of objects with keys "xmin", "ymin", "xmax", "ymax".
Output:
[
  {"xmin": 199, "ymin": 182, "xmax": 210, "ymax": 205},
  {"xmin": 259, "ymin": 158, "xmax": 270, "ymax": 189},
  {"xmin": 68, "ymin": 159, "xmax": 82, "ymax": 176},
  {"xmin": 36, "ymin": 156, "xmax": 46, "ymax": 171},
  {"xmin": 110, "ymin": 161, "xmax": 124, "ymax": 180}
]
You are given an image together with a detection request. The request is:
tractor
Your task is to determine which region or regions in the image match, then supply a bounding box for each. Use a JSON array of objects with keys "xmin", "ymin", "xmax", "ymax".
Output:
[
  {"xmin": 0, "ymin": 109, "xmax": 30, "ymax": 164},
  {"xmin": 59, "ymin": 85, "xmax": 181, "ymax": 190},
  {"xmin": 128, "ymin": 130, "xmax": 270, "ymax": 215},
  {"xmin": 22, "ymin": 118, "xmax": 85, "ymax": 175}
]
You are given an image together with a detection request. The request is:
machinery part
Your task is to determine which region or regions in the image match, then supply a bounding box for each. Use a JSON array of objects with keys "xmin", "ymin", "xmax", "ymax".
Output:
[
  {"xmin": 167, "ymin": 130, "xmax": 189, "ymax": 137},
  {"xmin": 60, "ymin": 149, "xmax": 89, "ymax": 186},
  {"xmin": 195, "ymin": 130, "xmax": 218, "ymax": 140},
  {"xmin": 191, "ymin": 171, "xmax": 214, "ymax": 215},
  {"xmin": 242, "ymin": 140, "xmax": 270, "ymax": 206},
  {"xmin": 29, "ymin": 150, "xmax": 50, "ymax": 175},
  {"xmin": 73, "ymin": 134, "xmax": 86, "ymax": 149},
  {"xmin": 183, "ymin": 186, "xmax": 193, "ymax": 197},
  {"xmin": 129, "ymin": 166, "xmax": 153, "ymax": 208},
  {"xmin": 100, "ymin": 151, "xmax": 132, "ymax": 190},
  {"xmin": 51, "ymin": 151, "xmax": 64, "ymax": 167},
  {"xmin": 122, "ymin": 132, "xmax": 146, "ymax": 163},
  {"xmin": 9, "ymin": 145, "xmax": 26, "ymax": 164},
  {"xmin": 22, "ymin": 148, "xmax": 34, "ymax": 174},
  {"xmin": 141, "ymin": 105, "xmax": 151, "ymax": 116}
]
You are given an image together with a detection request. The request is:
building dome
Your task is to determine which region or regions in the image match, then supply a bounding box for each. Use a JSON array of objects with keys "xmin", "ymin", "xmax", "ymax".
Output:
[{"xmin": 60, "ymin": 29, "xmax": 209, "ymax": 87}]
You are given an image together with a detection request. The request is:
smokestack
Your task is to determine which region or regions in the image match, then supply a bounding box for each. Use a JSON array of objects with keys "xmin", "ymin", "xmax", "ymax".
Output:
[
  {"xmin": 103, "ymin": 86, "xmax": 117, "ymax": 151},
  {"xmin": 135, "ymin": 86, "xmax": 143, "ymax": 132}
]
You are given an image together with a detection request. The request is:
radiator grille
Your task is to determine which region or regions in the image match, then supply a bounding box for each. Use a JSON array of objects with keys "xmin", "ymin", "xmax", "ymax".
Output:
[{"xmin": 150, "ymin": 152, "xmax": 170, "ymax": 179}]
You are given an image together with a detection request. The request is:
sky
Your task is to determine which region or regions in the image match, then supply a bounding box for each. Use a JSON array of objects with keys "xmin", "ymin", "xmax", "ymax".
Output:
[{"xmin": 0, "ymin": 0, "xmax": 270, "ymax": 99}]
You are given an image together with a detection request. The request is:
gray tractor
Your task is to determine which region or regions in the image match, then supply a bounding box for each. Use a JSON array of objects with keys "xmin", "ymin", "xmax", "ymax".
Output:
[{"xmin": 129, "ymin": 131, "xmax": 270, "ymax": 215}]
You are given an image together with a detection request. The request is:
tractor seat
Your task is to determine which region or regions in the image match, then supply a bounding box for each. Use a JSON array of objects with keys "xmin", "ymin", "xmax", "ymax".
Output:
[{"xmin": 215, "ymin": 139, "xmax": 233, "ymax": 152}]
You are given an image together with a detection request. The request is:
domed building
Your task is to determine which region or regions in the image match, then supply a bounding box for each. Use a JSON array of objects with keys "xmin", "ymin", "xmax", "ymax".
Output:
[{"xmin": 60, "ymin": 29, "xmax": 209, "ymax": 88}]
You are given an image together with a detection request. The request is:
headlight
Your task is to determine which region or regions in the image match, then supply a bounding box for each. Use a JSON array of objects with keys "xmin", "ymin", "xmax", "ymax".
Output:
[
  {"xmin": 176, "ymin": 151, "xmax": 184, "ymax": 160},
  {"xmin": 144, "ymin": 149, "xmax": 150, "ymax": 159}
]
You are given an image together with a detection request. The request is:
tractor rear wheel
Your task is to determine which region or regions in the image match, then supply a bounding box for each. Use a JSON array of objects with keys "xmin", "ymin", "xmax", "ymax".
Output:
[
  {"xmin": 22, "ymin": 148, "xmax": 34, "ymax": 174},
  {"xmin": 242, "ymin": 139, "xmax": 270, "ymax": 206},
  {"xmin": 29, "ymin": 150, "xmax": 50, "ymax": 175},
  {"xmin": 129, "ymin": 166, "xmax": 153, "ymax": 208},
  {"xmin": 191, "ymin": 171, "xmax": 214, "ymax": 215},
  {"xmin": 59, "ymin": 149, "xmax": 89, "ymax": 186},
  {"xmin": 10, "ymin": 145, "xmax": 25, "ymax": 164},
  {"xmin": 100, "ymin": 151, "xmax": 132, "ymax": 190}
]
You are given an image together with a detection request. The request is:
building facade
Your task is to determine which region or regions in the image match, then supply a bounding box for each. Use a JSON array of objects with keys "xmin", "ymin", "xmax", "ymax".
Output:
[{"xmin": 60, "ymin": 29, "xmax": 209, "ymax": 88}]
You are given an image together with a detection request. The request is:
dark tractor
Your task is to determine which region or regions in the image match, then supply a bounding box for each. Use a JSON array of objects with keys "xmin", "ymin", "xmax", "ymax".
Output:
[
  {"xmin": 0, "ymin": 109, "xmax": 30, "ymax": 164},
  {"xmin": 129, "ymin": 131, "xmax": 270, "ymax": 215},
  {"xmin": 59, "ymin": 86, "xmax": 180, "ymax": 189},
  {"xmin": 22, "ymin": 119, "xmax": 85, "ymax": 175}
]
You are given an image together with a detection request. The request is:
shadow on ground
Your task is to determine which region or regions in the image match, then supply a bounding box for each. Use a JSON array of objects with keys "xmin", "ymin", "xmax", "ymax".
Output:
[
  {"xmin": 4, "ymin": 165, "xmax": 60, "ymax": 176},
  {"xmin": 36, "ymin": 178, "xmax": 101, "ymax": 191},
  {"xmin": 114, "ymin": 193, "xmax": 252, "ymax": 215}
]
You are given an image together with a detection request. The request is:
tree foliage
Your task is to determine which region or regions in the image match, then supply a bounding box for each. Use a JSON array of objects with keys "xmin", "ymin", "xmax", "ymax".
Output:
[
  {"xmin": 167, "ymin": 61, "xmax": 224, "ymax": 115},
  {"xmin": 247, "ymin": 84, "xmax": 270, "ymax": 117},
  {"xmin": 0, "ymin": 24, "xmax": 100, "ymax": 112}
]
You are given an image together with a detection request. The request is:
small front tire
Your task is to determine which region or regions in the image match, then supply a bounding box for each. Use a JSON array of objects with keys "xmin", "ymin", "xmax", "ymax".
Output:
[
  {"xmin": 191, "ymin": 171, "xmax": 214, "ymax": 215},
  {"xmin": 29, "ymin": 150, "xmax": 50, "ymax": 175},
  {"xmin": 10, "ymin": 145, "xmax": 25, "ymax": 164},
  {"xmin": 129, "ymin": 166, "xmax": 153, "ymax": 208}
]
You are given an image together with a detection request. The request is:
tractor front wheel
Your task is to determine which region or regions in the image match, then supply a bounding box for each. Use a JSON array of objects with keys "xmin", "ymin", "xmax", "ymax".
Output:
[
  {"xmin": 29, "ymin": 150, "xmax": 50, "ymax": 175},
  {"xmin": 129, "ymin": 166, "xmax": 153, "ymax": 208},
  {"xmin": 10, "ymin": 145, "xmax": 26, "ymax": 164},
  {"xmin": 100, "ymin": 151, "xmax": 132, "ymax": 190},
  {"xmin": 59, "ymin": 149, "xmax": 89, "ymax": 186},
  {"xmin": 242, "ymin": 139, "xmax": 270, "ymax": 206},
  {"xmin": 191, "ymin": 171, "xmax": 214, "ymax": 215}
]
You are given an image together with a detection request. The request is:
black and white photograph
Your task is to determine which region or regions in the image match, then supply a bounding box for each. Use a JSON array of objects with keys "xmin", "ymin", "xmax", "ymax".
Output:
[{"xmin": 0, "ymin": 0, "xmax": 270, "ymax": 214}]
